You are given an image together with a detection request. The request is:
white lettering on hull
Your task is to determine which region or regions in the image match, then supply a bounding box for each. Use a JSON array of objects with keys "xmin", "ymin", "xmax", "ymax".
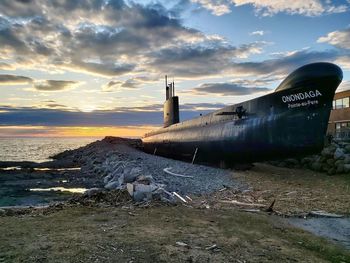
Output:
[{"xmin": 282, "ymin": 90, "xmax": 322, "ymax": 103}]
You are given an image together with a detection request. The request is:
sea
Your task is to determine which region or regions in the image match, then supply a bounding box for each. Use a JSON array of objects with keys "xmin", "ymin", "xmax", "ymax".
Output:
[
  {"xmin": 0, "ymin": 137, "xmax": 100, "ymax": 162},
  {"xmin": 0, "ymin": 137, "xmax": 101, "ymax": 207}
]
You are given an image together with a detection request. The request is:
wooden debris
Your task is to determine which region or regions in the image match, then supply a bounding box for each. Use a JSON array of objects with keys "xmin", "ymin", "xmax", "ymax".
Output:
[
  {"xmin": 241, "ymin": 209, "xmax": 260, "ymax": 213},
  {"xmin": 173, "ymin": 192, "xmax": 187, "ymax": 203},
  {"xmin": 219, "ymin": 200, "xmax": 266, "ymax": 207},
  {"xmin": 176, "ymin": 241, "xmax": 189, "ymax": 248},
  {"xmin": 309, "ymin": 210, "xmax": 344, "ymax": 218},
  {"xmin": 205, "ymin": 244, "xmax": 218, "ymax": 250},
  {"xmin": 265, "ymin": 199, "xmax": 275, "ymax": 212},
  {"xmin": 185, "ymin": 195, "xmax": 193, "ymax": 201}
]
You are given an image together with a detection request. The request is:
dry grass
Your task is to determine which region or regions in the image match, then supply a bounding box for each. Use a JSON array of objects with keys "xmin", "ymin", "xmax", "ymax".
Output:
[
  {"xmin": 0, "ymin": 205, "xmax": 349, "ymax": 262},
  {"xmin": 215, "ymin": 163, "xmax": 350, "ymax": 215}
]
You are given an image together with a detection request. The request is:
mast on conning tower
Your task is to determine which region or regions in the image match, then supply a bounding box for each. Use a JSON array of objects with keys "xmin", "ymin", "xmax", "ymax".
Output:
[{"xmin": 163, "ymin": 76, "xmax": 179, "ymax": 127}]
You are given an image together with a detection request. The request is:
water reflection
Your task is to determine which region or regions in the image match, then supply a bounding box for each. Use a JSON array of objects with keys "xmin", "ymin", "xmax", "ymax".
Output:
[{"xmin": 30, "ymin": 187, "xmax": 86, "ymax": 193}]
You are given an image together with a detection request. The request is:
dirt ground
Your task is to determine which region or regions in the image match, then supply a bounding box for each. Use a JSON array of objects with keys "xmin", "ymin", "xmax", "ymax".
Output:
[
  {"xmin": 1, "ymin": 158, "xmax": 350, "ymax": 262},
  {"xmin": 205, "ymin": 163, "xmax": 350, "ymax": 216},
  {"xmin": 0, "ymin": 204, "xmax": 349, "ymax": 263}
]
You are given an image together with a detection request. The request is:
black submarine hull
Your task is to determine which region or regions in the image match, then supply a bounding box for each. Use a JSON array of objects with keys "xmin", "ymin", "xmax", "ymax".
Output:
[{"xmin": 142, "ymin": 63, "xmax": 343, "ymax": 164}]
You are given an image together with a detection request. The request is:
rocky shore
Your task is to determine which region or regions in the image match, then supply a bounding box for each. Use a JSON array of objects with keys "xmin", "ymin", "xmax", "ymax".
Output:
[
  {"xmin": 270, "ymin": 140, "xmax": 350, "ymax": 175},
  {"xmin": 0, "ymin": 137, "xmax": 239, "ymax": 206},
  {"xmin": 53, "ymin": 136, "xmax": 239, "ymax": 203}
]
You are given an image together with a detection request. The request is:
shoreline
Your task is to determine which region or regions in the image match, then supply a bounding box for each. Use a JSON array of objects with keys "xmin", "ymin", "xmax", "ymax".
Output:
[{"xmin": 0, "ymin": 136, "xmax": 349, "ymax": 260}]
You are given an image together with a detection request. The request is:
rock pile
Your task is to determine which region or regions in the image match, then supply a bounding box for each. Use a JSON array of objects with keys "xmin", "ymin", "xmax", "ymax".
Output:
[
  {"xmin": 270, "ymin": 141, "xmax": 350, "ymax": 175},
  {"xmin": 102, "ymin": 160, "xmax": 176, "ymax": 203},
  {"xmin": 49, "ymin": 136, "xmax": 238, "ymax": 203}
]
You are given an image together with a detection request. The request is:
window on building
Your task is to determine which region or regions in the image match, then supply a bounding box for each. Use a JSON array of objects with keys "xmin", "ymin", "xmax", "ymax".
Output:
[
  {"xmin": 334, "ymin": 97, "xmax": 350, "ymax": 109},
  {"xmin": 336, "ymin": 99, "xmax": 343, "ymax": 109},
  {"xmin": 336, "ymin": 122, "xmax": 350, "ymax": 130}
]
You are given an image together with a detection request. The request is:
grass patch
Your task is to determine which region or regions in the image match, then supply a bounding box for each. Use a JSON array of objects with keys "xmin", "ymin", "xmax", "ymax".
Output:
[{"xmin": 1, "ymin": 205, "xmax": 349, "ymax": 262}]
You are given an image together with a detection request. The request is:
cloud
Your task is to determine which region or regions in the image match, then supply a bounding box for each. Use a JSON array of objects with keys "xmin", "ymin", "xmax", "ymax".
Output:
[
  {"xmin": 0, "ymin": 74, "xmax": 32, "ymax": 85},
  {"xmin": 318, "ymin": 28, "xmax": 350, "ymax": 49},
  {"xmin": 228, "ymin": 49, "xmax": 341, "ymax": 77},
  {"xmin": 0, "ymin": 0, "xmax": 224, "ymax": 78},
  {"xmin": 335, "ymin": 55, "xmax": 350, "ymax": 70},
  {"xmin": 191, "ymin": 0, "xmax": 349, "ymax": 16},
  {"xmin": 0, "ymin": 0, "xmax": 267, "ymax": 80},
  {"xmin": 150, "ymin": 47, "xmax": 343, "ymax": 80},
  {"xmin": 33, "ymin": 80, "xmax": 80, "ymax": 91},
  {"xmin": 65, "ymin": 60, "xmax": 136, "ymax": 77},
  {"xmin": 0, "ymin": 0, "xmax": 348, "ymax": 86},
  {"xmin": 191, "ymin": 0, "xmax": 232, "ymax": 15},
  {"xmin": 148, "ymin": 41, "xmax": 267, "ymax": 77},
  {"xmin": 0, "ymin": 102, "xmax": 230, "ymax": 127},
  {"xmin": 337, "ymin": 80, "xmax": 350, "ymax": 92},
  {"xmin": 250, "ymin": 30, "xmax": 264, "ymax": 36},
  {"xmin": 192, "ymin": 82, "xmax": 270, "ymax": 96},
  {"xmin": 102, "ymin": 79, "xmax": 139, "ymax": 92}
]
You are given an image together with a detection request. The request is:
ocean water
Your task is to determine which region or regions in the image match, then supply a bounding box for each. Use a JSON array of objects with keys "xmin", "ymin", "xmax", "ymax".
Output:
[{"xmin": 0, "ymin": 137, "xmax": 100, "ymax": 162}]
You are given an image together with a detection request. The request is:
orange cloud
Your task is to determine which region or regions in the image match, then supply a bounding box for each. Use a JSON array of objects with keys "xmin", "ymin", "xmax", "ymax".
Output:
[{"xmin": 0, "ymin": 125, "xmax": 160, "ymax": 138}]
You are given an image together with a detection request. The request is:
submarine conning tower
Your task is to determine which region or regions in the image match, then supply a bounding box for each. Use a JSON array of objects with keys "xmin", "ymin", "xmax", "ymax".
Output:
[{"xmin": 163, "ymin": 75, "xmax": 179, "ymax": 127}]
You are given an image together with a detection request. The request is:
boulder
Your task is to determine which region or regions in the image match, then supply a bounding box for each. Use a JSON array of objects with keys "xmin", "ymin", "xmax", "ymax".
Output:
[
  {"xmin": 85, "ymin": 188, "xmax": 103, "ymax": 197},
  {"xmin": 344, "ymin": 155, "xmax": 350, "ymax": 164},
  {"xmin": 123, "ymin": 167, "xmax": 142, "ymax": 183},
  {"xmin": 336, "ymin": 164, "xmax": 344, "ymax": 174},
  {"xmin": 344, "ymin": 144, "xmax": 350, "ymax": 154},
  {"xmin": 103, "ymin": 174, "xmax": 112, "ymax": 184},
  {"xmin": 126, "ymin": 183, "xmax": 134, "ymax": 196},
  {"xmin": 327, "ymin": 168, "xmax": 336, "ymax": 175},
  {"xmin": 321, "ymin": 164, "xmax": 330, "ymax": 172},
  {"xmin": 326, "ymin": 159, "xmax": 335, "ymax": 166},
  {"xmin": 335, "ymin": 159, "xmax": 344, "ymax": 167},
  {"xmin": 311, "ymin": 162, "xmax": 322, "ymax": 172},
  {"xmin": 132, "ymin": 183, "xmax": 159, "ymax": 202},
  {"xmin": 321, "ymin": 148, "xmax": 334, "ymax": 158},
  {"xmin": 136, "ymin": 175, "xmax": 154, "ymax": 185},
  {"xmin": 134, "ymin": 183, "xmax": 158, "ymax": 193},
  {"xmin": 319, "ymin": 156, "xmax": 326, "ymax": 163},
  {"xmin": 0, "ymin": 209, "xmax": 6, "ymax": 216},
  {"xmin": 285, "ymin": 158, "xmax": 299, "ymax": 166},
  {"xmin": 133, "ymin": 190, "xmax": 152, "ymax": 202},
  {"xmin": 301, "ymin": 157, "xmax": 313, "ymax": 165},
  {"xmin": 344, "ymin": 164, "xmax": 350, "ymax": 173},
  {"xmin": 334, "ymin": 148, "xmax": 345, "ymax": 160},
  {"xmin": 104, "ymin": 181, "xmax": 120, "ymax": 190}
]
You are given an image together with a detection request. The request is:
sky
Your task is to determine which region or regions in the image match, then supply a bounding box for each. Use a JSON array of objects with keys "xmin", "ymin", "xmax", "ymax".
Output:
[{"xmin": 0, "ymin": 0, "xmax": 350, "ymax": 137}]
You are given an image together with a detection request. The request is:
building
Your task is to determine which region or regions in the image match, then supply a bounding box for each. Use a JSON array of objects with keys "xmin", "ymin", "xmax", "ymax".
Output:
[{"xmin": 328, "ymin": 89, "xmax": 350, "ymax": 136}]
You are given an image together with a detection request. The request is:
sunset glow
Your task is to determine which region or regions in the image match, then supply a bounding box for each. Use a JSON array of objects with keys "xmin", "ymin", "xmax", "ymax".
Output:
[
  {"xmin": 0, "ymin": 126, "xmax": 159, "ymax": 138},
  {"xmin": 0, "ymin": 0, "xmax": 349, "ymax": 137}
]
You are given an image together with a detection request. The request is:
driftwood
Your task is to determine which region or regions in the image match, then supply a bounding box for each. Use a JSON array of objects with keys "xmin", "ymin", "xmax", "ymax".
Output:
[
  {"xmin": 163, "ymin": 167, "xmax": 194, "ymax": 178},
  {"xmin": 219, "ymin": 200, "xmax": 266, "ymax": 207},
  {"xmin": 309, "ymin": 210, "xmax": 344, "ymax": 218},
  {"xmin": 265, "ymin": 199, "xmax": 275, "ymax": 212},
  {"xmin": 173, "ymin": 192, "xmax": 187, "ymax": 203}
]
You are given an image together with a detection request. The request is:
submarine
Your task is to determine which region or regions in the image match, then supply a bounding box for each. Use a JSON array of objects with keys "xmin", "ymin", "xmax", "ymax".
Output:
[{"xmin": 142, "ymin": 62, "xmax": 343, "ymax": 165}]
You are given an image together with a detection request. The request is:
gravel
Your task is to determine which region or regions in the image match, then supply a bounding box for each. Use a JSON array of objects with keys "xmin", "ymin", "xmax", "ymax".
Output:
[
  {"xmin": 52, "ymin": 137, "xmax": 243, "ymax": 196},
  {"xmin": 112, "ymin": 144, "xmax": 241, "ymax": 195}
]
